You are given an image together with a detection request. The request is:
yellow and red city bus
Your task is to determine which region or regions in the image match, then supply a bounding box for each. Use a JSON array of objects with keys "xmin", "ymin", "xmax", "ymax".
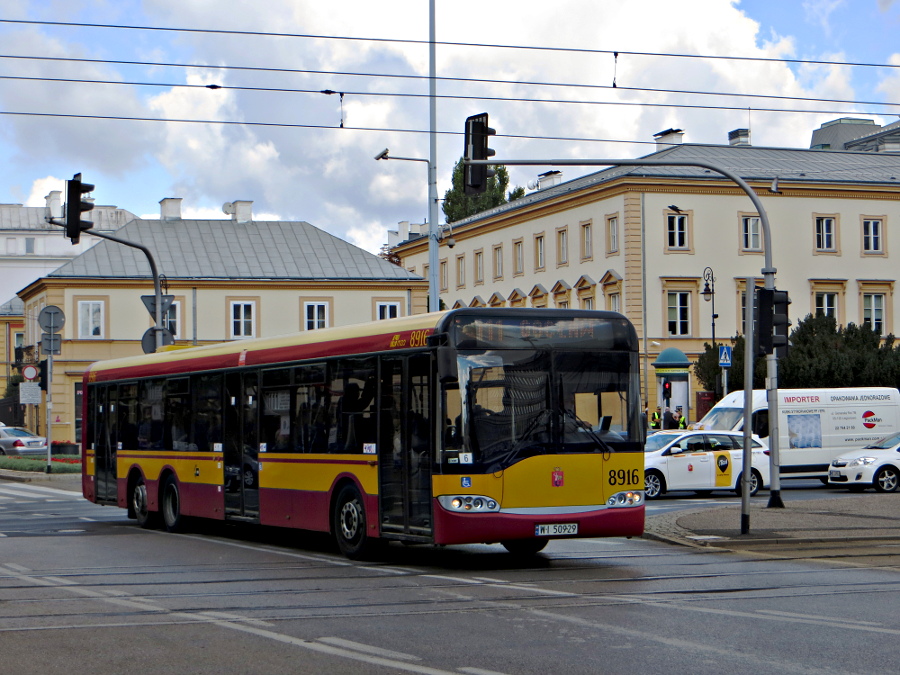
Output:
[{"xmin": 82, "ymin": 308, "xmax": 644, "ymax": 558}]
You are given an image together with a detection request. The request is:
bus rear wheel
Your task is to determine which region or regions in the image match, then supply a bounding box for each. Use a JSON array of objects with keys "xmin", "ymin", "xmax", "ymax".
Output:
[
  {"xmin": 162, "ymin": 475, "xmax": 185, "ymax": 533},
  {"xmin": 501, "ymin": 539, "xmax": 548, "ymax": 555},
  {"xmin": 131, "ymin": 477, "xmax": 159, "ymax": 529},
  {"xmin": 333, "ymin": 484, "xmax": 382, "ymax": 560}
]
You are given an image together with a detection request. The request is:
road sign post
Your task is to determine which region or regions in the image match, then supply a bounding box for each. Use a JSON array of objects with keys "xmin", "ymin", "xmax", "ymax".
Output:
[
  {"xmin": 718, "ymin": 345, "xmax": 732, "ymax": 396},
  {"xmin": 37, "ymin": 305, "xmax": 65, "ymax": 473}
]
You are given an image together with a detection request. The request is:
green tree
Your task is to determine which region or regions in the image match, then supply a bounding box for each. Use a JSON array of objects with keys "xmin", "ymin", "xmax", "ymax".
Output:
[{"xmin": 442, "ymin": 158, "xmax": 524, "ymax": 224}]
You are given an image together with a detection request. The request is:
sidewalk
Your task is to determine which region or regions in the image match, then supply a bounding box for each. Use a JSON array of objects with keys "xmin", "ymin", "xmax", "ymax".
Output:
[
  {"xmin": 644, "ymin": 492, "xmax": 900, "ymax": 548},
  {"xmin": 0, "ymin": 469, "xmax": 82, "ymax": 492}
]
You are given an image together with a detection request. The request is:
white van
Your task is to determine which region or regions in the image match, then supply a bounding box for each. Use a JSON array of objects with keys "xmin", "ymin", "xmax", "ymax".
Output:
[{"xmin": 693, "ymin": 388, "xmax": 900, "ymax": 479}]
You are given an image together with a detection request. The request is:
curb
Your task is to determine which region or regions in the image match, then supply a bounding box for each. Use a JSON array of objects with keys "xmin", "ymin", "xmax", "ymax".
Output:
[{"xmin": 0, "ymin": 469, "xmax": 82, "ymax": 484}]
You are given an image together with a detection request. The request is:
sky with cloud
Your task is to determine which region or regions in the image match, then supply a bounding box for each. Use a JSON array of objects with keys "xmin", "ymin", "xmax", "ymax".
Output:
[{"xmin": 1, "ymin": 0, "xmax": 898, "ymax": 253}]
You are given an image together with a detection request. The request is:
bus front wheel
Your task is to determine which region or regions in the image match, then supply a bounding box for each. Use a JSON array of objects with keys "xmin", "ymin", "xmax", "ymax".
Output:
[
  {"xmin": 333, "ymin": 484, "xmax": 382, "ymax": 560},
  {"xmin": 162, "ymin": 475, "xmax": 184, "ymax": 533}
]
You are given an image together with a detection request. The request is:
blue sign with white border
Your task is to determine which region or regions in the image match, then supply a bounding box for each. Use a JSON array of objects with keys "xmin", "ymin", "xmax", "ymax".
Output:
[{"xmin": 718, "ymin": 345, "xmax": 732, "ymax": 368}]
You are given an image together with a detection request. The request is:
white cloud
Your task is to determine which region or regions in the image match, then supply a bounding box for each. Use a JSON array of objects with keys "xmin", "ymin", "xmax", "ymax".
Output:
[{"xmin": 24, "ymin": 176, "xmax": 64, "ymax": 207}]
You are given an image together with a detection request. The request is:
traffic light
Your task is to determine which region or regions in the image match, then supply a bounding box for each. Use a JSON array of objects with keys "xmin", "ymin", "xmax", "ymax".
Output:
[
  {"xmin": 463, "ymin": 112, "xmax": 495, "ymax": 195},
  {"xmin": 772, "ymin": 290, "xmax": 791, "ymax": 358},
  {"xmin": 65, "ymin": 173, "xmax": 94, "ymax": 244},
  {"xmin": 755, "ymin": 288, "xmax": 774, "ymax": 356},
  {"xmin": 38, "ymin": 359, "xmax": 48, "ymax": 392},
  {"xmin": 662, "ymin": 379, "xmax": 672, "ymax": 401}
]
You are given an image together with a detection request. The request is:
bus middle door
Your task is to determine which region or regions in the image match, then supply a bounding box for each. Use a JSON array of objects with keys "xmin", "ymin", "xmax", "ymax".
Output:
[
  {"xmin": 93, "ymin": 384, "xmax": 118, "ymax": 504},
  {"xmin": 223, "ymin": 371, "xmax": 260, "ymax": 520}
]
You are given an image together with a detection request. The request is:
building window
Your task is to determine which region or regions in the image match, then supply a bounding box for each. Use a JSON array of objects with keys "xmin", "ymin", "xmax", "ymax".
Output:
[
  {"xmin": 815, "ymin": 216, "xmax": 837, "ymax": 252},
  {"xmin": 493, "ymin": 245, "xmax": 503, "ymax": 280},
  {"xmin": 667, "ymin": 291, "xmax": 690, "ymax": 336},
  {"xmin": 607, "ymin": 216, "xmax": 618, "ymax": 254},
  {"xmin": 231, "ymin": 301, "xmax": 255, "ymax": 338},
  {"xmin": 742, "ymin": 216, "xmax": 761, "ymax": 251},
  {"xmin": 815, "ymin": 292, "xmax": 837, "ymax": 317},
  {"xmin": 513, "ymin": 240, "xmax": 524, "ymax": 275},
  {"xmin": 608, "ymin": 292, "xmax": 620, "ymax": 313},
  {"xmin": 78, "ymin": 300, "xmax": 104, "ymax": 338},
  {"xmin": 474, "ymin": 251, "xmax": 484, "ymax": 284},
  {"xmin": 581, "ymin": 222, "xmax": 593, "ymax": 260},
  {"xmin": 440, "ymin": 260, "xmax": 448, "ymax": 291},
  {"xmin": 376, "ymin": 302, "xmax": 400, "ymax": 320},
  {"xmin": 557, "ymin": 228, "xmax": 568, "ymax": 265},
  {"xmin": 863, "ymin": 219, "xmax": 884, "ymax": 254},
  {"xmin": 25, "ymin": 237, "xmax": 35, "ymax": 254},
  {"xmin": 863, "ymin": 293, "xmax": 885, "ymax": 333},
  {"xmin": 534, "ymin": 234, "xmax": 545, "ymax": 270},
  {"xmin": 456, "ymin": 255, "xmax": 466, "ymax": 288},
  {"xmin": 164, "ymin": 301, "xmax": 180, "ymax": 338},
  {"xmin": 667, "ymin": 213, "xmax": 689, "ymax": 250},
  {"xmin": 305, "ymin": 302, "xmax": 327, "ymax": 330},
  {"xmin": 582, "ymin": 297, "xmax": 593, "ymax": 310}
]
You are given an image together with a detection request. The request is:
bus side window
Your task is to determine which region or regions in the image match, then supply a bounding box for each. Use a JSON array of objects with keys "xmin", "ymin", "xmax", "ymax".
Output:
[{"xmin": 751, "ymin": 410, "xmax": 769, "ymax": 439}]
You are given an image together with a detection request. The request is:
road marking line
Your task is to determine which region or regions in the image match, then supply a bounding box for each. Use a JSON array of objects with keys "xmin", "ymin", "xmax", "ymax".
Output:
[
  {"xmin": 458, "ymin": 668, "xmax": 512, "ymax": 675},
  {"xmin": 317, "ymin": 637, "xmax": 421, "ymax": 661}
]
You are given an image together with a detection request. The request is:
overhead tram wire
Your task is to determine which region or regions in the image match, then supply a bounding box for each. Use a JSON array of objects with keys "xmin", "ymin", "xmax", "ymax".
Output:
[
  {"xmin": 1, "ymin": 73, "xmax": 898, "ymax": 118},
  {"xmin": 1, "ymin": 54, "xmax": 899, "ymax": 111},
  {"xmin": 2, "ymin": 18, "xmax": 900, "ymax": 71},
  {"xmin": 7, "ymin": 110, "xmax": 900, "ymax": 171}
]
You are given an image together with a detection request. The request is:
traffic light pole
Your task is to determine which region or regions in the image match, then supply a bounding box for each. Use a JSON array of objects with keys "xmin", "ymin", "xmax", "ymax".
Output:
[{"xmin": 467, "ymin": 155, "xmax": 785, "ymax": 514}]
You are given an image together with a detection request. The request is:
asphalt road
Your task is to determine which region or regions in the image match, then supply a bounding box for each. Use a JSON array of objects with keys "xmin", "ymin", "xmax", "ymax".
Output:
[{"xmin": 3, "ymin": 478, "xmax": 900, "ymax": 674}]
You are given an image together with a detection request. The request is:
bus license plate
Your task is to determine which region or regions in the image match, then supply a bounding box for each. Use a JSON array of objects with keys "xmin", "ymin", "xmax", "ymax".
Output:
[{"xmin": 535, "ymin": 523, "xmax": 578, "ymax": 536}]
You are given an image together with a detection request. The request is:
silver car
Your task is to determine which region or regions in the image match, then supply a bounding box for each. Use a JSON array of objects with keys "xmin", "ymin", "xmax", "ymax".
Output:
[{"xmin": 0, "ymin": 427, "xmax": 48, "ymax": 456}]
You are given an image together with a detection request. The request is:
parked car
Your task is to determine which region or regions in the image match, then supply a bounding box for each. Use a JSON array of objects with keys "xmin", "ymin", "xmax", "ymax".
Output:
[
  {"xmin": 828, "ymin": 431, "xmax": 900, "ymax": 492},
  {"xmin": 644, "ymin": 430, "xmax": 770, "ymax": 499},
  {"xmin": 0, "ymin": 427, "xmax": 48, "ymax": 456}
]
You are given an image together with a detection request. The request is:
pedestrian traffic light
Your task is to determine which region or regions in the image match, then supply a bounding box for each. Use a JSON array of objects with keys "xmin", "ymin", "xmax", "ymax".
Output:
[
  {"xmin": 463, "ymin": 112, "xmax": 495, "ymax": 195},
  {"xmin": 772, "ymin": 289, "xmax": 791, "ymax": 358},
  {"xmin": 662, "ymin": 379, "xmax": 672, "ymax": 401},
  {"xmin": 38, "ymin": 359, "xmax": 48, "ymax": 392},
  {"xmin": 755, "ymin": 288, "xmax": 774, "ymax": 356},
  {"xmin": 65, "ymin": 173, "xmax": 94, "ymax": 244}
]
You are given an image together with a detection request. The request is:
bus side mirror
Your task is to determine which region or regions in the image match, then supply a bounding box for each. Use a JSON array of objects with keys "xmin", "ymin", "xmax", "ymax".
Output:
[{"xmin": 437, "ymin": 347, "xmax": 458, "ymax": 383}]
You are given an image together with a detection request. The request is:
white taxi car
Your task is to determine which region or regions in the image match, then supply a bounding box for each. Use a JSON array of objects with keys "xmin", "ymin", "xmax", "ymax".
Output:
[
  {"xmin": 644, "ymin": 430, "xmax": 770, "ymax": 499},
  {"xmin": 828, "ymin": 431, "xmax": 900, "ymax": 493}
]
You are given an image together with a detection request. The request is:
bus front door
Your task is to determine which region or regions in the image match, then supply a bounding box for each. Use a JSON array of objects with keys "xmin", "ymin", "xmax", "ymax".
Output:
[
  {"xmin": 379, "ymin": 354, "xmax": 433, "ymax": 537},
  {"xmin": 92, "ymin": 384, "xmax": 118, "ymax": 504},
  {"xmin": 223, "ymin": 372, "xmax": 260, "ymax": 520}
]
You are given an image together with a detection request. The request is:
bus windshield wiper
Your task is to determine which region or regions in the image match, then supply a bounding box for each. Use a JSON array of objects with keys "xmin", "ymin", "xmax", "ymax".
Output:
[
  {"xmin": 559, "ymin": 407, "xmax": 615, "ymax": 454},
  {"xmin": 481, "ymin": 408, "xmax": 551, "ymax": 472}
]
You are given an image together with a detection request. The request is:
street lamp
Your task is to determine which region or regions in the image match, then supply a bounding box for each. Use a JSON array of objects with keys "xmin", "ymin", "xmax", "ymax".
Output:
[
  {"xmin": 375, "ymin": 149, "xmax": 441, "ymax": 312},
  {"xmin": 701, "ymin": 266, "xmax": 720, "ymax": 396}
]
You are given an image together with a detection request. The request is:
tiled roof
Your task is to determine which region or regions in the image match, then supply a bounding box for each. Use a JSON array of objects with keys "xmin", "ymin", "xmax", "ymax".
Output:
[
  {"xmin": 451, "ymin": 143, "xmax": 900, "ymax": 226},
  {"xmin": 49, "ymin": 219, "xmax": 421, "ymax": 282}
]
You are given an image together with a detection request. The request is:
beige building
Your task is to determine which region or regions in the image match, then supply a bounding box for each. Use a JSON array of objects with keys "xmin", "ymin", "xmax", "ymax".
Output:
[
  {"xmin": 17, "ymin": 199, "xmax": 427, "ymax": 443},
  {"xmin": 390, "ymin": 120, "xmax": 900, "ymax": 419}
]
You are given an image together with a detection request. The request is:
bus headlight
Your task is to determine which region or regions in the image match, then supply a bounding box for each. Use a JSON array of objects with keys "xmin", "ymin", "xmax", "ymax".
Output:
[
  {"xmin": 606, "ymin": 491, "xmax": 643, "ymax": 507},
  {"xmin": 438, "ymin": 495, "xmax": 501, "ymax": 512}
]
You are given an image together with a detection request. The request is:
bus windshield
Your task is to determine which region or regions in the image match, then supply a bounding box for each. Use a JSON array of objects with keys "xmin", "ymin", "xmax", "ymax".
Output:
[
  {"xmin": 443, "ymin": 348, "xmax": 640, "ymax": 473},
  {"xmin": 696, "ymin": 407, "xmax": 744, "ymax": 431}
]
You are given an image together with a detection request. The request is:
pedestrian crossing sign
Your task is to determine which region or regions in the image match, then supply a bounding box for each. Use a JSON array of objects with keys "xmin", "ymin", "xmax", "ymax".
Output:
[{"xmin": 718, "ymin": 345, "xmax": 732, "ymax": 368}]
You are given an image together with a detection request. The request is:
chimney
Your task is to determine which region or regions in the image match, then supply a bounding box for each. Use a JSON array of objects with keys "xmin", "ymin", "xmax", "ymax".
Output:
[
  {"xmin": 728, "ymin": 128, "xmax": 751, "ymax": 146},
  {"xmin": 653, "ymin": 128, "xmax": 684, "ymax": 151},
  {"xmin": 45, "ymin": 190, "xmax": 62, "ymax": 219},
  {"xmin": 223, "ymin": 200, "xmax": 253, "ymax": 223},
  {"xmin": 159, "ymin": 197, "xmax": 183, "ymax": 220},
  {"xmin": 398, "ymin": 220, "xmax": 410, "ymax": 241}
]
